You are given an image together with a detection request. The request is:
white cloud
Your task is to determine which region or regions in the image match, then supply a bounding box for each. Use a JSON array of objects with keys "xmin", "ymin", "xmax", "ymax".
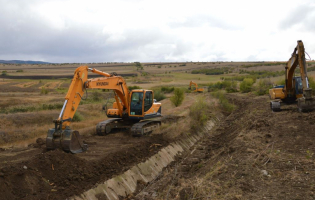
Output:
[{"xmin": 0, "ymin": 0, "xmax": 314, "ymax": 62}]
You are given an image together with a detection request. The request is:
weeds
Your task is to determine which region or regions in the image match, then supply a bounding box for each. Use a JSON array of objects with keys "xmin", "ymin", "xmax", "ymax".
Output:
[
  {"xmin": 211, "ymin": 91, "xmax": 235, "ymax": 112},
  {"xmin": 161, "ymin": 86, "xmax": 174, "ymax": 93},
  {"xmin": 40, "ymin": 87, "xmax": 49, "ymax": 95},
  {"xmin": 240, "ymin": 78, "xmax": 254, "ymax": 93},
  {"xmin": 128, "ymin": 85, "xmax": 141, "ymax": 90},
  {"xmin": 189, "ymin": 97, "xmax": 211, "ymax": 129},
  {"xmin": 254, "ymin": 79, "xmax": 273, "ymax": 95},
  {"xmin": 154, "ymin": 90, "xmax": 166, "ymax": 101},
  {"xmin": 1, "ymin": 71, "xmax": 7, "ymax": 76},
  {"xmin": 208, "ymin": 80, "xmax": 237, "ymax": 93},
  {"xmin": 192, "ymin": 67, "xmax": 230, "ymax": 75},
  {"xmin": 72, "ymin": 112, "xmax": 84, "ymax": 122},
  {"xmin": 170, "ymin": 88, "xmax": 185, "ymax": 107},
  {"xmin": 0, "ymin": 103, "xmax": 64, "ymax": 114}
]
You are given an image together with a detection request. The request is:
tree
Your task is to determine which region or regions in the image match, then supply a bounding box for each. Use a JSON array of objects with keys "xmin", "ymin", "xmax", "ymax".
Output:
[
  {"xmin": 170, "ymin": 88, "xmax": 185, "ymax": 107},
  {"xmin": 240, "ymin": 78, "xmax": 254, "ymax": 93},
  {"xmin": 1, "ymin": 71, "xmax": 7, "ymax": 76},
  {"xmin": 134, "ymin": 62, "xmax": 143, "ymax": 70}
]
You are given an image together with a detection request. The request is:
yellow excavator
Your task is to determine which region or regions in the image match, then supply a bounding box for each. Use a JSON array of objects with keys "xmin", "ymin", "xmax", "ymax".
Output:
[
  {"xmin": 269, "ymin": 40, "xmax": 315, "ymax": 112},
  {"xmin": 46, "ymin": 66, "xmax": 162, "ymax": 153},
  {"xmin": 189, "ymin": 81, "xmax": 204, "ymax": 93}
]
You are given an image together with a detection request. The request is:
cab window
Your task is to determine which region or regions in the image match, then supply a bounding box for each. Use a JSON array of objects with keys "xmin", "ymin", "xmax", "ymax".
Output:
[{"xmin": 144, "ymin": 91, "xmax": 153, "ymax": 112}]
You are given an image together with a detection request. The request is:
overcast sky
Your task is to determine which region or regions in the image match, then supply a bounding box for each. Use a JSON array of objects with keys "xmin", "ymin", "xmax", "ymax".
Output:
[{"xmin": 0, "ymin": 0, "xmax": 314, "ymax": 63}]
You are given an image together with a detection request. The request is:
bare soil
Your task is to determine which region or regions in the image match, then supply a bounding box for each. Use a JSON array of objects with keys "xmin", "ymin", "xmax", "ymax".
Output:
[
  {"xmin": 132, "ymin": 93, "xmax": 315, "ymax": 200},
  {"xmin": 0, "ymin": 132, "xmax": 169, "ymax": 200},
  {"xmin": 1, "ymin": 93, "xmax": 315, "ymax": 200}
]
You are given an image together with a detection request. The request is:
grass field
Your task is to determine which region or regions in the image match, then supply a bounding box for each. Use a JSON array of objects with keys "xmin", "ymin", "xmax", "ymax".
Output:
[{"xmin": 0, "ymin": 61, "xmax": 314, "ymax": 146}]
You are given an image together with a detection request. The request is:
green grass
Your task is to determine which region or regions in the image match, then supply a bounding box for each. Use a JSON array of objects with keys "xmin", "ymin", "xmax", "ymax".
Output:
[
  {"xmin": 0, "ymin": 103, "xmax": 64, "ymax": 114},
  {"xmin": 211, "ymin": 91, "xmax": 235, "ymax": 113},
  {"xmin": 189, "ymin": 97, "xmax": 211, "ymax": 129}
]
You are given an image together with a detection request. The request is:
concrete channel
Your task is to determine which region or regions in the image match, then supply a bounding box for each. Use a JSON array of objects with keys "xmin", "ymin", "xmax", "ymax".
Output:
[{"xmin": 71, "ymin": 121, "xmax": 215, "ymax": 200}]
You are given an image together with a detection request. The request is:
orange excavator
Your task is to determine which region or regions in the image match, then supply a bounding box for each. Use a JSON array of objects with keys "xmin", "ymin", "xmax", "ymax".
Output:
[
  {"xmin": 269, "ymin": 40, "xmax": 315, "ymax": 112},
  {"xmin": 46, "ymin": 66, "xmax": 162, "ymax": 153},
  {"xmin": 189, "ymin": 81, "xmax": 204, "ymax": 93}
]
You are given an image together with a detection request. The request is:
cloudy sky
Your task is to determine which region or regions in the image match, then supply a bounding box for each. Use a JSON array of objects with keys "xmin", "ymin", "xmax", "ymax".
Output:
[{"xmin": 0, "ymin": 0, "xmax": 314, "ymax": 63}]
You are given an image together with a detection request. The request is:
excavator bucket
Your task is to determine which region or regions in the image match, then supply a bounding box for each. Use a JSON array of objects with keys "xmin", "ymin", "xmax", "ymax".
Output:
[
  {"xmin": 46, "ymin": 128, "xmax": 88, "ymax": 154},
  {"xmin": 297, "ymin": 97, "xmax": 315, "ymax": 112}
]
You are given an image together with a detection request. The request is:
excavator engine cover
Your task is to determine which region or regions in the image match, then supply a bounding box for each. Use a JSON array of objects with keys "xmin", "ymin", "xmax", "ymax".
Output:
[{"xmin": 46, "ymin": 128, "xmax": 88, "ymax": 154}]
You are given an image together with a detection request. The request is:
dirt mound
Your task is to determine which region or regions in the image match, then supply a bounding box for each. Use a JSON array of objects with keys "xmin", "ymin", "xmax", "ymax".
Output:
[
  {"xmin": 0, "ymin": 133, "xmax": 168, "ymax": 200},
  {"xmin": 133, "ymin": 94, "xmax": 315, "ymax": 200}
]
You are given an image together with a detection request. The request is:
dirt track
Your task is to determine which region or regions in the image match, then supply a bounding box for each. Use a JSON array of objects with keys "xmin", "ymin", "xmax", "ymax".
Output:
[
  {"xmin": 133, "ymin": 94, "xmax": 315, "ymax": 200},
  {"xmin": 1, "ymin": 94, "xmax": 315, "ymax": 200}
]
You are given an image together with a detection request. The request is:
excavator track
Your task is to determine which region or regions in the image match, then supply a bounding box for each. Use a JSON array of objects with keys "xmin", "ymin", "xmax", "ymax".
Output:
[
  {"xmin": 131, "ymin": 120, "xmax": 161, "ymax": 136},
  {"xmin": 96, "ymin": 118, "xmax": 129, "ymax": 136},
  {"xmin": 96, "ymin": 118, "xmax": 161, "ymax": 136}
]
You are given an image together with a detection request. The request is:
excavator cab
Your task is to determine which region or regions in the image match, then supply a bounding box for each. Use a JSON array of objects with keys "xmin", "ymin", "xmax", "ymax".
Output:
[
  {"xmin": 294, "ymin": 77, "xmax": 303, "ymax": 95},
  {"xmin": 130, "ymin": 92, "xmax": 144, "ymax": 116},
  {"xmin": 129, "ymin": 90, "xmax": 156, "ymax": 119}
]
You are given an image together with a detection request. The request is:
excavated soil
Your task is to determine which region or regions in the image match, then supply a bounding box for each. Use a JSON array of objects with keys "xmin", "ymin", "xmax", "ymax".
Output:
[
  {"xmin": 2, "ymin": 93, "xmax": 315, "ymax": 200},
  {"xmin": 132, "ymin": 94, "xmax": 315, "ymax": 200},
  {"xmin": 0, "ymin": 131, "xmax": 169, "ymax": 200}
]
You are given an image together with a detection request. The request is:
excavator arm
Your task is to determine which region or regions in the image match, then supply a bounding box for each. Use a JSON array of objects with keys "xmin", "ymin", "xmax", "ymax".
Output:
[
  {"xmin": 285, "ymin": 40, "xmax": 310, "ymax": 98},
  {"xmin": 47, "ymin": 66, "xmax": 130, "ymax": 153},
  {"xmin": 269, "ymin": 40, "xmax": 315, "ymax": 112}
]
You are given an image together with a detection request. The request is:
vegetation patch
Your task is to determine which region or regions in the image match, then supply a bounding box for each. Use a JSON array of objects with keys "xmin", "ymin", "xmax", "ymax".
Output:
[
  {"xmin": 191, "ymin": 67, "xmax": 230, "ymax": 75},
  {"xmin": 240, "ymin": 78, "xmax": 254, "ymax": 93},
  {"xmin": 170, "ymin": 88, "xmax": 185, "ymax": 107},
  {"xmin": 153, "ymin": 90, "xmax": 166, "ymax": 101},
  {"xmin": 189, "ymin": 97, "xmax": 211, "ymax": 129},
  {"xmin": 208, "ymin": 80, "xmax": 238, "ymax": 93},
  {"xmin": 128, "ymin": 85, "xmax": 141, "ymax": 90},
  {"xmin": 211, "ymin": 91, "xmax": 235, "ymax": 113},
  {"xmin": 253, "ymin": 79, "xmax": 273, "ymax": 95}
]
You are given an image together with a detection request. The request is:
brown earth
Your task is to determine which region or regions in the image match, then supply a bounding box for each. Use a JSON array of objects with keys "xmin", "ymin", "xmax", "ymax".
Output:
[
  {"xmin": 131, "ymin": 93, "xmax": 315, "ymax": 200},
  {"xmin": 0, "ymin": 131, "xmax": 171, "ymax": 200},
  {"xmin": 0, "ymin": 92, "xmax": 201, "ymax": 200}
]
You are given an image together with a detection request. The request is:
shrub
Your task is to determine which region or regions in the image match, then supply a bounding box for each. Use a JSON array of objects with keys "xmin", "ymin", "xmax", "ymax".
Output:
[
  {"xmin": 254, "ymin": 79, "xmax": 273, "ymax": 95},
  {"xmin": 211, "ymin": 91, "xmax": 235, "ymax": 113},
  {"xmin": 16, "ymin": 70, "xmax": 23, "ymax": 72},
  {"xmin": 223, "ymin": 81, "xmax": 238, "ymax": 93},
  {"xmin": 189, "ymin": 97, "xmax": 210, "ymax": 129},
  {"xmin": 161, "ymin": 86, "xmax": 174, "ymax": 93},
  {"xmin": 154, "ymin": 90, "xmax": 166, "ymax": 101},
  {"xmin": 308, "ymin": 77, "xmax": 315, "ymax": 95},
  {"xmin": 91, "ymin": 90, "xmax": 102, "ymax": 101},
  {"xmin": 1, "ymin": 71, "xmax": 7, "ymax": 76},
  {"xmin": 240, "ymin": 78, "xmax": 254, "ymax": 93},
  {"xmin": 40, "ymin": 87, "xmax": 49, "ymax": 95},
  {"xmin": 170, "ymin": 88, "xmax": 185, "ymax": 107},
  {"xmin": 276, "ymin": 79, "xmax": 285, "ymax": 86},
  {"xmin": 207, "ymin": 80, "xmax": 237, "ymax": 93},
  {"xmin": 72, "ymin": 112, "xmax": 83, "ymax": 122},
  {"xmin": 128, "ymin": 85, "xmax": 141, "ymax": 90}
]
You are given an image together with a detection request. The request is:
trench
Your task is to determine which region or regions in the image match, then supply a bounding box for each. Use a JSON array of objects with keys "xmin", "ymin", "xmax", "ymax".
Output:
[{"xmin": 71, "ymin": 121, "xmax": 215, "ymax": 200}]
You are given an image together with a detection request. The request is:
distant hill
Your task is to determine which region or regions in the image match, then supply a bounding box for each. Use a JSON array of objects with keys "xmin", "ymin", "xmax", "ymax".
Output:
[{"xmin": 0, "ymin": 60, "xmax": 51, "ymax": 64}]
